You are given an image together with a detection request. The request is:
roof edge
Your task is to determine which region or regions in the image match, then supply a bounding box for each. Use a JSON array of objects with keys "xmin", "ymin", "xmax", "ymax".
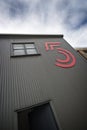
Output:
[{"xmin": 0, "ymin": 34, "xmax": 63, "ymax": 38}]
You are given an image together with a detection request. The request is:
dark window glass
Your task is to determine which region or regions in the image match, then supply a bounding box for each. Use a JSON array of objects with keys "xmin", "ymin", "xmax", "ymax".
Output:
[{"xmin": 17, "ymin": 103, "xmax": 59, "ymax": 130}]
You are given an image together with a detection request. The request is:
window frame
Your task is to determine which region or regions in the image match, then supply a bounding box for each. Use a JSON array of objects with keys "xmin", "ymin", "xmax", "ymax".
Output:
[{"xmin": 10, "ymin": 42, "xmax": 41, "ymax": 57}]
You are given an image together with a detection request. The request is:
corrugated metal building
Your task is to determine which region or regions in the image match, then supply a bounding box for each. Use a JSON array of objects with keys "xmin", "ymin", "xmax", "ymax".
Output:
[
  {"xmin": 0, "ymin": 34, "xmax": 87, "ymax": 130},
  {"xmin": 76, "ymin": 48, "xmax": 87, "ymax": 60}
]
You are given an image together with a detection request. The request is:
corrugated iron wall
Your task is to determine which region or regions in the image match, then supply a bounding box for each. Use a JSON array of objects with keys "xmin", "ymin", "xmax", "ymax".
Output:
[{"xmin": 0, "ymin": 35, "xmax": 87, "ymax": 130}]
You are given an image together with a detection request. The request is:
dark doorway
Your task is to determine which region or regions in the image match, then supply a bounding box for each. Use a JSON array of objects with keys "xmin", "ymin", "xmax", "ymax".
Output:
[{"xmin": 18, "ymin": 103, "xmax": 59, "ymax": 130}]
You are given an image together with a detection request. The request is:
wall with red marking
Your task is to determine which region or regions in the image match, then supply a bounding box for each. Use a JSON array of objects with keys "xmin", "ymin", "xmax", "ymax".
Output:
[{"xmin": 0, "ymin": 34, "xmax": 87, "ymax": 130}]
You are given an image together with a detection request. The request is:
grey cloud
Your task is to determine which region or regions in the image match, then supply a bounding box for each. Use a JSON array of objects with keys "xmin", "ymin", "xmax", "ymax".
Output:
[
  {"xmin": 1, "ymin": 0, "xmax": 87, "ymax": 29},
  {"xmin": 0, "ymin": 0, "xmax": 87, "ymax": 47},
  {"xmin": 56, "ymin": 0, "xmax": 87, "ymax": 29},
  {"xmin": 0, "ymin": 0, "xmax": 29, "ymax": 18}
]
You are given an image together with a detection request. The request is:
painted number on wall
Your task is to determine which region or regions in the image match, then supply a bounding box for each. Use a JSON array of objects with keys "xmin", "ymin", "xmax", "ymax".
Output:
[{"xmin": 45, "ymin": 42, "xmax": 76, "ymax": 68}]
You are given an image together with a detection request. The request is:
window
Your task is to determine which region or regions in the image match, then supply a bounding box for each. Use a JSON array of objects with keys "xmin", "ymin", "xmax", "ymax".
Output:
[
  {"xmin": 17, "ymin": 103, "xmax": 59, "ymax": 130},
  {"xmin": 11, "ymin": 43, "xmax": 40, "ymax": 56}
]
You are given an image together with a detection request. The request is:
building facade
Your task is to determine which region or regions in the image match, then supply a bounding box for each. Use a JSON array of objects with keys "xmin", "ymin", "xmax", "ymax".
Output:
[{"xmin": 0, "ymin": 34, "xmax": 87, "ymax": 130}]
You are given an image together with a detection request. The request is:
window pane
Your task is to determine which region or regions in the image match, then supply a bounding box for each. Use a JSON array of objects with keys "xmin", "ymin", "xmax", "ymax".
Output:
[
  {"xmin": 25, "ymin": 44, "xmax": 35, "ymax": 49},
  {"xmin": 28, "ymin": 104, "xmax": 59, "ymax": 130},
  {"xmin": 26, "ymin": 49, "xmax": 37, "ymax": 55},
  {"xmin": 14, "ymin": 49, "xmax": 25, "ymax": 55},
  {"xmin": 13, "ymin": 44, "xmax": 24, "ymax": 49},
  {"xmin": 17, "ymin": 103, "xmax": 59, "ymax": 130}
]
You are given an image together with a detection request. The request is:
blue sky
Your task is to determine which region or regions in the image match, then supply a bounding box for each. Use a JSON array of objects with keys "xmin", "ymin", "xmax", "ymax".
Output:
[{"xmin": 0, "ymin": 0, "xmax": 87, "ymax": 48}]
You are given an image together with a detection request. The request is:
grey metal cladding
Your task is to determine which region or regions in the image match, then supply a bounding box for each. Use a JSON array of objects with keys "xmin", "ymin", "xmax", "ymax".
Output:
[{"xmin": 0, "ymin": 34, "xmax": 87, "ymax": 130}]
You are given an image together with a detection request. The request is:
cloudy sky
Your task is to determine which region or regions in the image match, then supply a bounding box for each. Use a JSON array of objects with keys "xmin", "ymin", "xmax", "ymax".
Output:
[{"xmin": 0, "ymin": 0, "xmax": 87, "ymax": 48}]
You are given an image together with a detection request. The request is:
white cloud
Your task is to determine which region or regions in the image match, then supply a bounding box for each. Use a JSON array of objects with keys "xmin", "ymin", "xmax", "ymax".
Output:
[{"xmin": 0, "ymin": 0, "xmax": 87, "ymax": 48}]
